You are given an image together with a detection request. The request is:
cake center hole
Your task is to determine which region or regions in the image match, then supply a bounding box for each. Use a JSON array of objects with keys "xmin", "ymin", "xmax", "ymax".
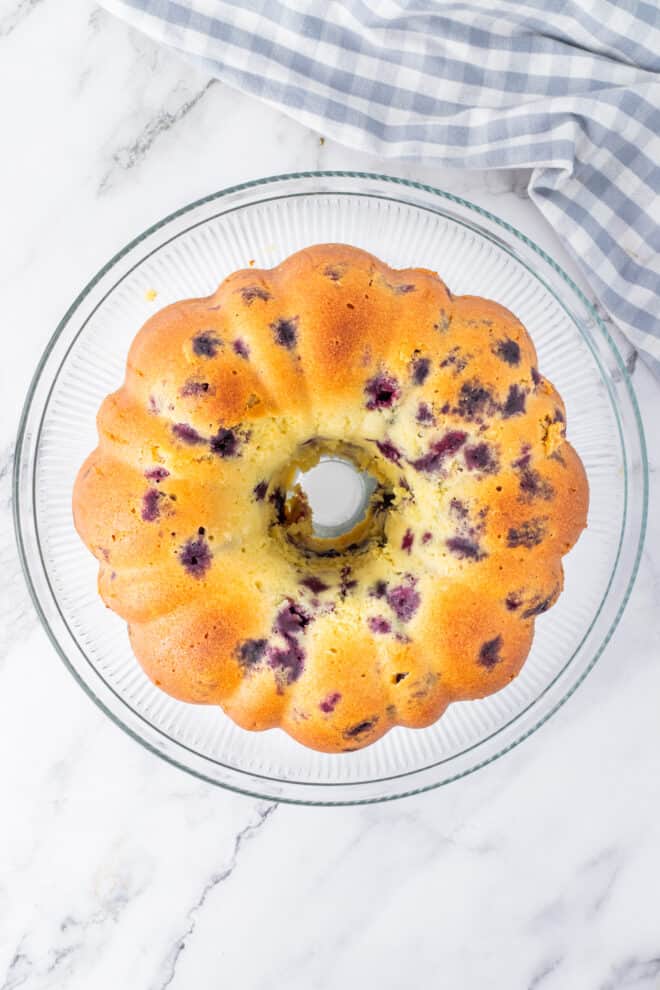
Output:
[{"xmin": 297, "ymin": 457, "xmax": 376, "ymax": 538}]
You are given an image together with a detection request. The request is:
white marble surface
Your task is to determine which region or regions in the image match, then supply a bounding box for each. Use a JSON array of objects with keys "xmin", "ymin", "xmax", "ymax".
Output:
[{"xmin": 1, "ymin": 2, "xmax": 659, "ymax": 987}]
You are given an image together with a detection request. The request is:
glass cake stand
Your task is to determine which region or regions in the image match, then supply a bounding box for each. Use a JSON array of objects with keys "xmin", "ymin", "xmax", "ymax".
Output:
[{"xmin": 14, "ymin": 172, "xmax": 648, "ymax": 805}]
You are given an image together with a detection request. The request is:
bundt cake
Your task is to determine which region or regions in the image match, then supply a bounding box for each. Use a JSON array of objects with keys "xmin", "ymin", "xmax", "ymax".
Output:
[{"xmin": 73, "ymin": 244, "xmax": 588, "ymax": 753}]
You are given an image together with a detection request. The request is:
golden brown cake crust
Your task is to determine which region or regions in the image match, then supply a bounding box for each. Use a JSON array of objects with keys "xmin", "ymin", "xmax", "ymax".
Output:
[{"xmin": 73, "ymin": 244, "xmax": 589, "ymax": 753}]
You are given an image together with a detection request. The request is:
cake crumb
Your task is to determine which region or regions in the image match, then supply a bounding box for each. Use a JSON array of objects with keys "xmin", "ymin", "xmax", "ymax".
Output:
[
  {"xmin": 145, "ymin": 288, "xmax": 158, "ymax": 301},
  {"xmin": 248, "ymin": 259, "xmax": 255, "ymax": 267}
]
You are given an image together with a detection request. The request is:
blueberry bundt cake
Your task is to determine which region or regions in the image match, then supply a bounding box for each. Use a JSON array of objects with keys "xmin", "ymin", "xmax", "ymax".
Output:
[{"xmin": 73, "ymin": 244, "xmax": 588, "ymax": 753}]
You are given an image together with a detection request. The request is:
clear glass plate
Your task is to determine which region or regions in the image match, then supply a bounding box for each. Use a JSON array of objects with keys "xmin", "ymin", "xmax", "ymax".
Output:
[{"xmin": 14, "ymin": 172, "xmax": 648, "ymax": 805}]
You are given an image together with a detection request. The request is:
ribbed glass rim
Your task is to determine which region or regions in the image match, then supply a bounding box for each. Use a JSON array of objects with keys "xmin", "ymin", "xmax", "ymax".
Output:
[{"xmin": 14, "ymin": 171, "xmax": 648, "ymax": 805}]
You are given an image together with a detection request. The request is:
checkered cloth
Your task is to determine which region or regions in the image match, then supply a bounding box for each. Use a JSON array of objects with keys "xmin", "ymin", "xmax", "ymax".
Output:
[{"xmin": 101, "ymin": 0, "xmax": 660, "ymax": 375}]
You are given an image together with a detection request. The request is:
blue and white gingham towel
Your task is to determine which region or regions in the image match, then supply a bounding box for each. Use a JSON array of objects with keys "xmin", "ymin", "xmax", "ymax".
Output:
[{"xmin": 101, "ymin": 0, "xmax": 660, "ymax": 375}]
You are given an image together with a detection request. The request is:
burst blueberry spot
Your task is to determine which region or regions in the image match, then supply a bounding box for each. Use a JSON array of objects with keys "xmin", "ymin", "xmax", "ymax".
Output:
[
  {"xmin": 478, "ymin": 635, "xmax": 503, "ymax": 669},
  {"xmin": 320, "ymin": 692, "xmax": 341, "ymax": 713},
  {"xmin": 144, "ymin": 467, "xmax": 169, "ymax": 482},
  {"xmin": 531, "ymin": 367, "xmax": 541, "ymax": 386},
  {"xmin": 240, "ymin": 285, "xmax": 271, "ymax": 304},
  {"xmin": 376, "ymin": 439, "xmax": 402, "ymax": 463},
  {"xmin": 238, "ymin": 638, "xmax": 267, "ymax": 668},
  {"xmin": 268, "ymin": 640, "xmax": 305, "ymax": 684},
  {"xmin": 502, "ymin": 384, "xmax": 526, "ymax": 418},
  {"xmin": 411, "ymin": 357, "xmax": 430, "ymax": 385},
  {"xmin": 387, "ymin": 583, "xmax": 421, "ymax": 622},
  {"xmin": 148, "ymin": 395, "xmax": 160, "ymax": 414},
  {"xmin": 522, "ymin": 593, "xmax": 555, "ymax": 619},
  {"xmin": 440, "ymin": 347, "xmax": 468, "ymax": 374},
  {"xmin": 392, "ymin": 283, "xmax": 416, "ymax": 294},
  {"xmin": 253, "ymin": 480, "xmax": 268, "ymax": 501},
  {"xmin": 301, "ymin": 576, "xmax": 329, "ymax": 594},
  {"xmin": 271, "ymin": 316, "xmax": 299, "ymax": 349},
  {"xmin": 172, "ymin": 423, "xmax": 204, "ymax": 445},
  {"xmin": 464, "ymin": 443, "xmax": 495, "ymax": 471},
  {"xmin": 180, "ymin": 379, "xmax": 211, "ymax": 397},
  {"xmin": 435, "ymin": 309, "xmax": 452, "ymax": 332},
  {"xmin": 179, "ymin": 536, "xmax": 212, "ymax": 578},
  {"xmin": 505, "ymin": 593, "xmax": 522, "ymax": 611},
  {"xmin": 401, "ymin": 528, "xmax": 414, "ymax": 553},
  {"xmin": 192, "ymin": 332, "xmax": 221, "ymax": 358},
  {"xmin": 411, "ymin": 431, "xmax": 467, "ymax": 473},
  {"xmin": 507, "ymin": 519, "xmax": 546, "ymax": 548},
  {"xmin": 141, "ymin": 488, "xmax": 164, "ymax": 522},
  {"xmin": 456, "ymin": 381, "xmax": 493, "ymax": 419},
  {"xmin": 369, "ymin": 616, "xmax": 391, "ymax": 634},
  {"xmin": 416, "ymin": 402, "xmax": 434, "ymax": 424},
  {"xmin": 446, "ymin": 536, "xmax": 485, "ymax": 560},
  {"xmin": 494, "ymin": 338, "xmax": 521, "ymax": 365},
  {"xmin": 344, "ymin": 717, "xmax": 379, "ymax": 739},
  {"xmin": 370, "ymin": 580, "xmax": 388, "ymax": 599},
  {"xmin": 340, "ymin": 566, "xmax": 358, "ymax": 597},
  {"xmin": 210, "ymin": 428, "xmax": 239, "ymax": 458},
  {"xmin": 513, "ymin": 447, "xmax": 532, "ymax": 469},
  {"xmin": 554, "ymin": 407, "xmax": 565, "ymax": 423},
  {"xmin": 233, "ymin": 338, "xmax": 250, "ymax": 359},
  {"xmin": 450, "ymin": 498, "xmax": 469, "ymax": 518},
  {"xmin": 365, "ymin": 372, "xmax": 400, "ymax": 410},
  {"xmin": 276, "ymin": 601, "xmax": 310, "ymax": 639},
  {"xmin": 270, "ymin": 488, "xmax": 286, "ymax": 523},
  {"xmin": 519, "ymin": 468, "xmax": 554, "ymax": 500}
]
